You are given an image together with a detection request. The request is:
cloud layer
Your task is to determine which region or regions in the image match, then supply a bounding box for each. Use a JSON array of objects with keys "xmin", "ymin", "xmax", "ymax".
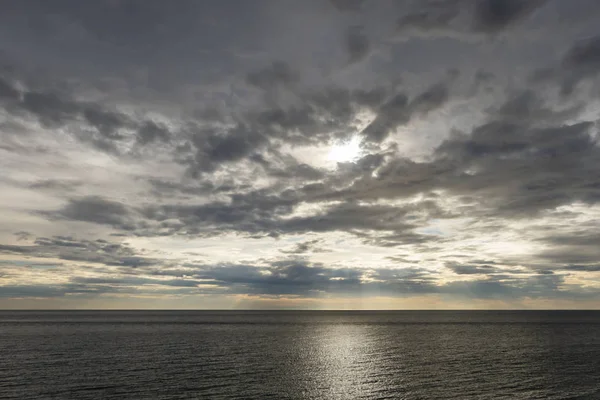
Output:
[{"xmin": 1, "ymin": 0, "xmax": 600, "ymax": 309}]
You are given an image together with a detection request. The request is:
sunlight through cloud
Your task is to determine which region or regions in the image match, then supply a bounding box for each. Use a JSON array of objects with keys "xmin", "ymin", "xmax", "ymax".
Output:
[{"xmin": 327, "ymin": 136, "xmax": 363, "ymax": 163}]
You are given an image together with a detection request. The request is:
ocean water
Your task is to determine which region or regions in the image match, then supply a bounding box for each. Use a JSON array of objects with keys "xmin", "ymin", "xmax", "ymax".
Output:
[{"xmin": 1, "ymin": 311, "xmax": 600, "ymax": 399}]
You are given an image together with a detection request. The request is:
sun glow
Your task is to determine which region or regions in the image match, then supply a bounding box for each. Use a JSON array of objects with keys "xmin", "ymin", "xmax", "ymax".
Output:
[{"xmin": 327, "ymin": 136, "xmax": 362, "ymax": 163}]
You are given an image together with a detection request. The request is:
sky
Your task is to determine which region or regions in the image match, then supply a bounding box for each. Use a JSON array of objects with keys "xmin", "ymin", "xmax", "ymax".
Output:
[{"xmin": 1, "ymin": 0, "xmax": 600, "ymax": 309}]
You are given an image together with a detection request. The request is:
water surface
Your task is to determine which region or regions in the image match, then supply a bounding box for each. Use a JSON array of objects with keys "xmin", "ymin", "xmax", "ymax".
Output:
[{"xmin": 1, "ymin": 311, "xmax": 599, "ymax": 399}]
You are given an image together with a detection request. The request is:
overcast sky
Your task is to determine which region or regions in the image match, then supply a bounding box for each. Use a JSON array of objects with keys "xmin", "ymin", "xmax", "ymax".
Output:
[{"xmin": 2, "ymin": 0, "xmax": 600, "ymax": 309}]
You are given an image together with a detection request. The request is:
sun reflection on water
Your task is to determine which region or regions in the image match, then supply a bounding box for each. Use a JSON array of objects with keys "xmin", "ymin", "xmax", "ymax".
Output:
[{"xmin": 304, "ymin": 323, "xmax": 389, "ymax": 399}]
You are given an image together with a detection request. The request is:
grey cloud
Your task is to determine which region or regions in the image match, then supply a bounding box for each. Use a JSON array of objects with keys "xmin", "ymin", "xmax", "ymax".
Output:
[
  {"xmin": 562, "ymin": 265, "xmax": 600, "ymax": 272},
  {"xmin": 361, "ymin": 82, "xmax": 449, "ymax": 143},
  {"xmin": 70, "ymin": 276, "xmax": 206, "ymax": 288},
  {"xmin": 147, "ymin": 178, "xmax": 245, "ymax": 198},
  {"xmin": 446, "ymin": 262, "xmax": 498, "ymax": 275},
  {"xmin": 532, "ymin": 34, "xmax": 600, "ymax": 96},
  {"xmin": 397, "ymin": 0, "xmax": 546, "ymax": 38},
  {"xmin": 440, "ymin": 273, "xmax": 566, "ymax": 300},
  {"xmin": 0, "ymin": 282, "xmax": 184, "ymax": 298},
  {"xmin": 47, "ymin": 196, "xmax": 138, "ymax": 231},
  {"xmin": 175, "ymin": 85, "xmax": 390, "ymax": 176},
  {"xmin": 361, "ymin": 92, "xmax": 409, "ymax": 143},
  {"xmin": 83, "ymin": 106, "xmax": 129, "ymax": 139},
  {"xmin": 397, "ymin": 1, "xmax": 460, "ymax": 36},
  {"xmin": 188, "ymin": 261, "xmax": 431, "ymax": 296},
  {"xmin": 330, "ymin": 0, "xmax": 364, "ymax": 12},
  {"xmin": 250, "ymin": 152, "xmax": 326, "ymax": 181},
  {"xmin": 559, "ymin": 35, "xmax": 600, "ymax": 95},
  {"xmin": 3, "ymin": 0, "xmax": 600, "ymax": 306},
  {"xmin": 246, "ymin": 61, "xmax": 299, "ymax": 91},
  {"xmin": 280, "ymin": 239, "xmax": 330, "ymax": 254},
  {"xmin": 137, "ymin": 120, "xmax": 170, "ymax": 145},
  {"xmin": 1, "ymin": 241, "xmax": 595, "ymax": 301},
  {"xmin": 345, "ymin": 26, "xmax": 370, "ymax": 64},
  {"xmin": 129, "ymin": 186, "xmax": 445, "ymax": 246},
  {"xmin": 410, "ymin": 82, "xmax": 449, "ymax": 114},
  {"xmin": 327, "ymin": 90, "xmax": 600, "ymax": 219},
  {"xmin": 20, "ymin": 91, "xmax": 80, "ymax": 127},
  {"xmin": 14, "ymin": 231, "xmax": 33, "ymax": 241},
  {"xmin": 0, "ymin": 71, "xmax": 179, "ymax": 156},
  {"xmin": 0, "ymin": 235, "xmax": 159, "ymax": 268},
  {"xmin": 472, "ymin": 0, "xmax": 546, "ymax": 33},
  {"xmin": 181, "ymin": 124, "xmax": 268, "ymax": 176},
  {"xmin": 28, "ymin": 179, "xmax": 81, "ymax": 192},
  {"xmin": 0, "ymin": 76, "xmax": 20, "ymax": 101}
]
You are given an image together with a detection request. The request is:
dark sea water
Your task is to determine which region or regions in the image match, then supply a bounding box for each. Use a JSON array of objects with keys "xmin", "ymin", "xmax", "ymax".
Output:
[{"xmin": 1, "ymin": 311, "xmax": 600, "ymax": 399}]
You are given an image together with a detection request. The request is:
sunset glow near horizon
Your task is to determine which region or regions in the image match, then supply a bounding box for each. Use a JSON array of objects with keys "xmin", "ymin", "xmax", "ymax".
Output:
[{"xmin": 2, "ymin": 0, "xmax": 600, "ymax": 309}]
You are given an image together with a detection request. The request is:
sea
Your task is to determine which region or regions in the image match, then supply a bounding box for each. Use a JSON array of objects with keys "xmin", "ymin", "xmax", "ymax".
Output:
[{"xmin": 1, "ymin": 310, "xmax": 599, "ymax": 399}]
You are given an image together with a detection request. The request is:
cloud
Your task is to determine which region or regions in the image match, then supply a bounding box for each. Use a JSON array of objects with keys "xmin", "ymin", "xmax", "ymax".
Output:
[
  {"xmin": 472, "ymin": 0, "xmax": 546, "ymax": 34},
  {"xmin": 0, "ymin": 76, "xmax": 20, "ymax": 101},
  {"xmin": 558, "ymin": 35, "xmax": 600, "ymax": 95},
  {"xmin": 345, "ymin": 26, "xmax": 370, "ymax": 64},
  {"xmin": 397, "ymin": 0, "xmax": 546, "ymax": 38},
  {"xmin": 46, "ymin": 196, "xmax": 139, "ymax": 231},
  {"xmin": 0, "ymin": 235, "xmax": 159, "ymax": 268},
  {"xmin": 330, "ymin": 0, "xmax": 365, "ymax": 12},
  {"xmin": 137, "ymin": 120, "xmax": 170, "ymax": 145},
  {"xmin": 83, "ymin": 106, "xmax": 130, "ymax": 139},
  {"xmin": 2, "ymin": 1, "xmax": 600, "ymax": 308},
  {"xmin": 446, "ymin": 262, "xmax": 498, "ymax": 275},
  {"xmin": 280, "ymin": 239, "xmax": 330, "ymax": 254},
  {"xmin": 20, "ymin": 90, "xmax": 80, "ymax": 128},
  {"xmin": 246, "ymin": 61, "xmax": 299, "ymax": 91},
  {"xmin": 361, "ymin": 82, "xmax": 449, "ymax": 142}
]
